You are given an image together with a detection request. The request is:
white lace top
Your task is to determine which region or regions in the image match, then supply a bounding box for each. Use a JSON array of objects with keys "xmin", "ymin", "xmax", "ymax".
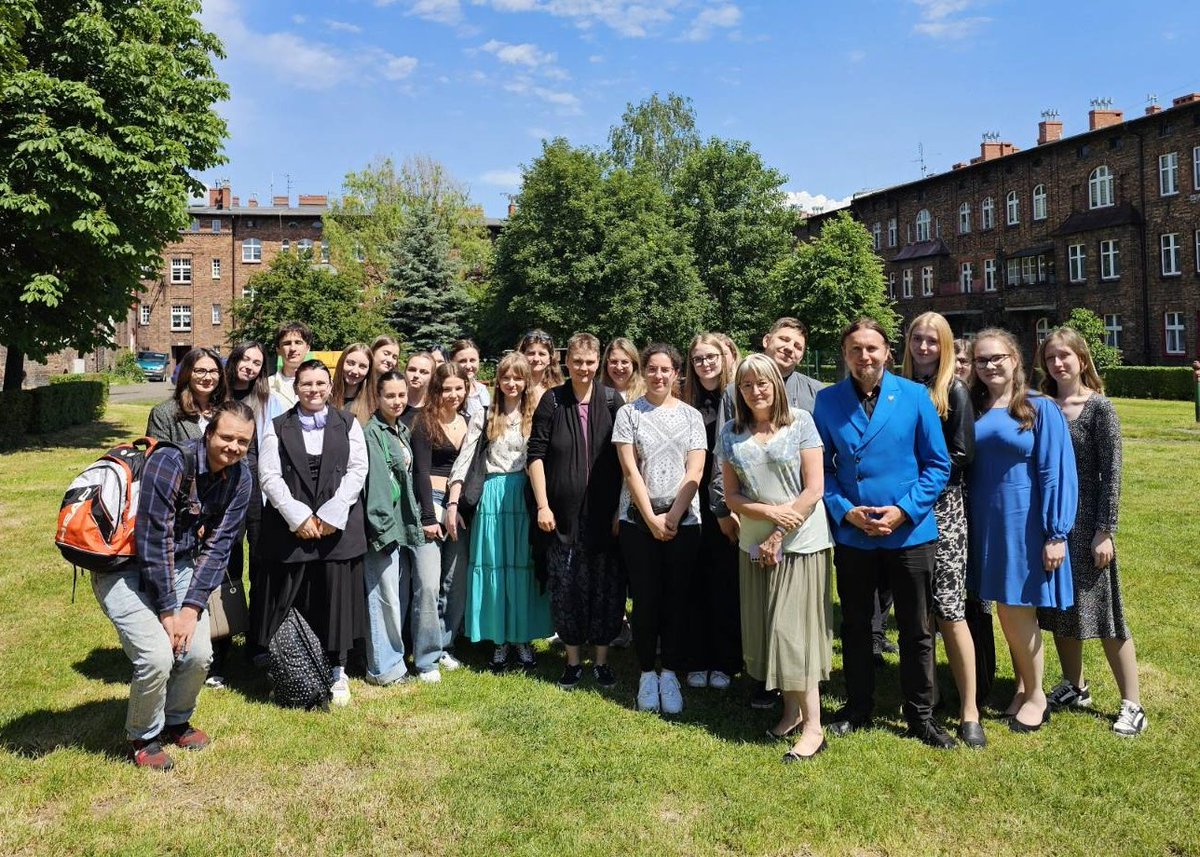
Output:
[{"xmin": 450, "ymin": 411, "xmax": 529, "ymax": 483}]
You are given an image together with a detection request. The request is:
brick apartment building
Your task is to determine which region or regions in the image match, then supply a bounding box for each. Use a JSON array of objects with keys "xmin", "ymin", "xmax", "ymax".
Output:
[{"xmin": 802, "ymin": 93, "xmax": 1200, "ymax": 365}]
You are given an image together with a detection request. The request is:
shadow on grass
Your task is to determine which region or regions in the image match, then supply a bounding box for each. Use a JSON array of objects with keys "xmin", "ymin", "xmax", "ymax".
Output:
[
  {"xmin": 73, "ymin": 647, "xmax": 132, "ymax": 685},
  {"xmin": 7, "ymin": 418, "xmax": 130, "ymax": 454},
  {"xmin": 0, "ymin": 698, "xmax": 128, "ymax": 759}
]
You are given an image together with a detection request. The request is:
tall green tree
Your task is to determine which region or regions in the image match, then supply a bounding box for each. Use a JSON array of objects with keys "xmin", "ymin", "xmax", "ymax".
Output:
[
  {"xmin": 229, "ymin": 250, "xmax": 387, "ymax": 350},
  {"xmin": 608, "ymin": 92, "xmax": 700, "ymax": 192},
  {"xmin": 385, "ymin": 202, "xmax": 468, "ymax": 348},
  {"xmin": 1063, "ymin": 307, "xmax": 1122, "ymax": 371},
  {"xmin": 0, "ymin": 0, "xmax": 228, "ymax": 390},
  {"xmin": 672, "ymin": 138, "xmax": 799, "ymax": 347},
  {"xmin": 771, "ymin": 211, "xmax": 900, "ymax": 352}
]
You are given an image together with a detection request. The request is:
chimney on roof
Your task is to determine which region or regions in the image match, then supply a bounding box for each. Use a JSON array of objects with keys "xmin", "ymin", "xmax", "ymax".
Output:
[
  {"xmin": 272, "ymin": 195, "xmax": 290, "ymax": 208},
  {"xmin": 1172, "ymin": 92, "xmax": 1200, "ymax": 107},
  {"xmin": 297, "ymin": 194, "xmax": 328, "ymax": 207},
  {"xmin": 247, "ymin": 195, "xmax": 259, "ymax": 208},
  {"xmin": 507, "ymin": 203, "xmax": 517, "ymax": 217},
  {"xmin": 1088, "ymin": 98, "xmax": 1123, "ymax": 131},
  {"xmin": 208, "ymin": 182, "xmax": 232, "ymax": 209},
  {"xmin": 976, "ymin": 132, "xmax": 1018, "ymax": 162},
  {"xmin": 231, "ymin": 196, "xmax": 240, "ymax": 207},
  {"xmin": 1037, "ymin": 109, "xmax": 1063, "ymax": 145}
]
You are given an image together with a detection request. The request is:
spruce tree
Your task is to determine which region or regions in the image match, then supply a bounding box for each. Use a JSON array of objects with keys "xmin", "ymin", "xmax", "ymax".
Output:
[{"xmin": 385, "ymin": 203, "xmax": 467, "ymax": 349}]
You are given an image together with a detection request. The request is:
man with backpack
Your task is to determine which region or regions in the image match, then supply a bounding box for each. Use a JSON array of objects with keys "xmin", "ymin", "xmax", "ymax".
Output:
[{"xmin": 91, "ymin": 400, "xmax": 255, "ymax": 770}]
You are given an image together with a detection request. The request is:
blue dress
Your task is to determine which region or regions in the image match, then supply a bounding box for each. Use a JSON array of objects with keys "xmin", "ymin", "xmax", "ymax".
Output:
[{"xmin": 967, "ymin": 395, "xmax": 1078, "ymax": 608}]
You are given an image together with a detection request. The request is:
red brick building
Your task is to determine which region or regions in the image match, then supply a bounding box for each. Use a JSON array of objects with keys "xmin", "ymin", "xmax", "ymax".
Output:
[{"xmin": 802, "ymin": 94, "xmax": 1200, "ymax": 365}]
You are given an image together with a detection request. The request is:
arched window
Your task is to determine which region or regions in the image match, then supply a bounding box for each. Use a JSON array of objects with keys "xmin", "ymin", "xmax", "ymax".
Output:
[
  {"xmin": 1036, "ymin": 317, "xmax": 1050, "ymax": 345},
  {"xmin": 281, "ymin": 240, "xmax": 291, "ymax": 253},
  {"xmin": 1032, "ymin": 184, "xmax": 1047, "ymax": 220},
  {"xmin": 1089, "ymin": 166, "xmax": 1114, "ymax": 209},
  {"xmin": 981, "ymin": 197, "xmax": 995, "ymax": 229},
  {"xmin": 297, "ymin": 239, "xmax": 314, "ymax": 255},
  {"xmin": 1006, "ymin": 191, "xmax": 1020, "ymax": 225},
  {"xmin": 915, "ymin": 209, "xmax": 931, "ymax": 242},
  {"xmin": 958, "ymin": 202, "xmax": 971, "ymax": 234}
]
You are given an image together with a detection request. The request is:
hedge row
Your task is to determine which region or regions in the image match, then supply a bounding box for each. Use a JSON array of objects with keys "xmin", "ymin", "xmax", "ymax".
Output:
[
  {"xmin": 1102, "ymin": 366, "xmax": 1196, "ymax": 401},
  {"xmin": 0, "ymin": 379, "xmax": 108, "ymax": 451}
]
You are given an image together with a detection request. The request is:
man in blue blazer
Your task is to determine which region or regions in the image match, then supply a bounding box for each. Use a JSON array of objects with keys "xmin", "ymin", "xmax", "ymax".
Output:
[{"xmin": 813, "ymin": 318, "xmax": 955, "ymax": 749}]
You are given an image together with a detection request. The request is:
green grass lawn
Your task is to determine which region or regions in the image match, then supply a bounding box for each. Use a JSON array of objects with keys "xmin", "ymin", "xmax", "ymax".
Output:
[{"xmin": 1, "ymin": 400, "xmax": 1198, "ymax": 856}]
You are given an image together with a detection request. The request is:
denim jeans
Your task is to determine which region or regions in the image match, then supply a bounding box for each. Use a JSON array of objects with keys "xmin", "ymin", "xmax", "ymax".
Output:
[
  {"xmin": 430, "ymin": 488, "xmax": 469, "ymax": 653},
  {"xmin": 363, "ymin": 545, "xmax": 411, "ymax": 685},
  {"xmin": 92, "ymin": 558, "xmax": 213, "ymax": 741},
  {"xmin": 409, "ymin": 542, "xmax": 445, "ymax": 673}
]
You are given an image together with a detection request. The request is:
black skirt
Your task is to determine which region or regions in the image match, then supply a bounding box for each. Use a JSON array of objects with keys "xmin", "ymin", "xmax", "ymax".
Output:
[{"xmin": 256, "ymin": 556, "xmax": 366, "ymax": 659}]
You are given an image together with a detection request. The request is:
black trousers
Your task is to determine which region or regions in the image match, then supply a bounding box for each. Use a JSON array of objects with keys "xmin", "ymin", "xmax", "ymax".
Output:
[
  {"xmin": 835, "ymin": 542, "xmax": 937, "ymax": 726},
  {"xmin": 619, "ymin": 522, "xmax": 700, "ymax": 673},
  {"xmin": 872, "ymin": 572, "xmax": 894, "ymax": 647},
  {"xmin": 686, "ymin": 513, "xmax": 742, "ymax": 675}
]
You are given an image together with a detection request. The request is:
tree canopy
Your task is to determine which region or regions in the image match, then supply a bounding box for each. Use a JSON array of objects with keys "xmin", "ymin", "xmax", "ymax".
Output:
[
  {"xmin": 1062, "ymin": 307, "xmax": 1122, "ymax": 371},
  {"xmin": 608, "ymin": 92, "xmax": 701, "ymax": 192},
  {"xmin": 0, "ymin": 0, "xmax": 228, "ymax": 389},
  {"xmin": 385, "ymin": 202, "xmax": 469, "ymax": 349}
]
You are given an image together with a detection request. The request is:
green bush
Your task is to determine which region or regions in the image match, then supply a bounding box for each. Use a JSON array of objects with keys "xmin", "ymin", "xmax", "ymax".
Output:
[
  {"xmin": 1103, "ymin": 366, "xmax": 1195, "ymax": 401},
  {"xmin": 110, "ymin": 350, "xmax": 147, "ymax": 384},
  {"xmin": 29, "ymin": 380, "xmax": 108, "ymax": 433},
  {"xmin": 0, "ymin": 390, "xmax": 33, "ymax": 451}
]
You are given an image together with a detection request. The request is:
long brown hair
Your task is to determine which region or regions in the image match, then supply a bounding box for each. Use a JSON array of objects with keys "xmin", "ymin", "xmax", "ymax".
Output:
[
  {"xmin": 970, "ymin": 327, "xmax": 1036, "ymax": 430},
  {"xmin": 487, "ymin": 352, "xmax": 535, "ymax": 441},
  {"xmin": 602, "ymin": 337, "xmax": 645, "ymax": 399},
  {"xmin": 732, "ymin": 354, "xmax": 794, "ymax": 433},
  {"xmin": 224, "ymin": 340, "xmax": 270, "ymax": 422},
  {"xmin": 174, "ymin": 347, "xmax": 226, "ymax": 418},
  {"xmin": 419, "ymin": 361, "xmax": 470, "ymax": 447},
  {"xmin": 331, "ymin": 343, "xmax": 375, "ymax": 425},
  {"xmin": 900, "ymin": 312, "xmax": 956, "ymax": 418},
  {"xmin": 1037, "ymin": 327, "xmax": 1106, "ymax": 396},
  {"xmin": 517, "ymin": 329, "xmax": 563, "ymax": 388},
  {"xmin": 683, "ymin": 332, "xmax": 732, "ymax": 405}
]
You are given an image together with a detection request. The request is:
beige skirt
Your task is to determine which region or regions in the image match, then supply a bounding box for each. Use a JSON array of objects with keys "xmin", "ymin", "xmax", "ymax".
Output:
[{"xmin": 739, "ymin": 548, "xmax": 833, "ymax": 692}]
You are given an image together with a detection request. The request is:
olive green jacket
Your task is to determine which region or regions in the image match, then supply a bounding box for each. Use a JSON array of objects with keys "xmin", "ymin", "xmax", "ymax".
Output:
[{"xmin": 362, "ymin": 414, "xmax": 425, "ymax": 553}]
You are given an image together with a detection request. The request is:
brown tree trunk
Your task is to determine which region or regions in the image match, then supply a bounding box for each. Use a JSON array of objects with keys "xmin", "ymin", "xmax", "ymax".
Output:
[{"xmin": 3, "ymin": 346, "xmax": 24, "ymax": 392}]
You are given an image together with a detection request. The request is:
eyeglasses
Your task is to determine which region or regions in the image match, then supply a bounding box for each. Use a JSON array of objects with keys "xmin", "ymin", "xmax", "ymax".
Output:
[
  {"xmin": 523, "ymin": 330, "xmax": 553, "ymax": 345},
  {"xmin": 738, "ymin": 379, "xmax": 772, "ymax": 393},
  {"xmin": 691, "ymin": 353, "xmax": 721, "ymax": 366},
  {"xmin": 191, "ymin": 368, "xmax": 221, "ymax": 378},
  {"xmin": 972, "ymin": 354, "xmax": 1011, "ymax": 369}
]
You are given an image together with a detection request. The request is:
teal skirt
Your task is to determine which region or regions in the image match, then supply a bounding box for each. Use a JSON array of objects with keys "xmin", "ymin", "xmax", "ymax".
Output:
[{"xmin": 464, "ymin": 472, "xmax": 553, "ymax": 644}]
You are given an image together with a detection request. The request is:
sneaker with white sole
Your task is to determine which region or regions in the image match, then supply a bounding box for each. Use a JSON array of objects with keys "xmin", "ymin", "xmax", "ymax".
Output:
[
  {"xmin": 637, "ymin": 671, "xmax": 660, "ymax": 712},
  {"xmin": 418, "ymin": 669, "xmax": 442, "ymax": 684},
  {"xmin": 659, "ymin": 670, "xmax": 684, "ymax": 715},
  {"xmin": 686, "ymin": 671, "xmax": 709, "ymax": 689},
  {"xmin": 489, "ymin": 644, "xmax": 511, "ymax": 673},
  {"xmin": 331, "ymin": 675, "xmax": 352, "ymax": 706},
  {"xmin": 1047, "ymin": 678, "xmax": 1092, "ymax": 710},
  {"xmin": 438, "ymin": 653, "xmax": 462, "ymax": 672},
  {"xmin": 1113, "ymin": 699, "xmax": 1148, "ymax": 736},
  {"xmin": 708, "ymin": 670, "xmax": 732, "ymax": 690},
  {"xmin": 204, "ymin": 675, "xmax": 227, "ymax": 690}
]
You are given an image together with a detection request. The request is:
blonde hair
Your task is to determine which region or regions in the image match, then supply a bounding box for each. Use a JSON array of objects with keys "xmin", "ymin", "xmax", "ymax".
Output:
[
  {"xmin": 970, "ymin": 327, "xmax": 1036, "ymax": 430},
  {"xmin": 332, "ymin": 343, "xmax": 375, "ymax": 424},
  {"xmin": 683, "ymin": 332, "xmax": 732, "ymax": 405},
  {"xmin": 901, "ymin": 312, "xmax": 957, "ymax": 418},
  {"xmin": 602, "ymin": 337, "xmax": 645, "ymax": 400},
  {"xmin": 487, "ymin": 352, "xmax": 536, "ymax": 441},
  {"xmin": 732, "ymin": 353, "xmax": 794, "ymax": 433},
  {"xmin": 1038, "ymin": 327, "xmax": 1106, "ymax": 396}
]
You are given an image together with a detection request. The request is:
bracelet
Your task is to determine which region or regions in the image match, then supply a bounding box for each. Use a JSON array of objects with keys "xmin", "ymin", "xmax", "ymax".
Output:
[
  {"xmin": 447, "ymin": 501, "xmax": 458, "ymax": 507},
  {"xmin": 772, "ymin": 525, "xmax": 786, "ymax": 536}
]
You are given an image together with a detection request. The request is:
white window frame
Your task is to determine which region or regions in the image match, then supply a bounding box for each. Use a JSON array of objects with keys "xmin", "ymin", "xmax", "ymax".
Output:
[
  {"xmin": 1104, "ymin": 314, "xmax": 1122, "ymax": 350},
  {"xmin": 1006, "ymin": 258, "xmax": 1020, "ymax": 287},
  {"xmin": 1165, "ymin": 311, "xmax": 1185, "ymax": 354},
  {"xmin": 1159, "ymin": 152, "xmax": 1179, "ymax": 196},
  {"xmin": 1006, "ymin": 191, "xmax": 1020, "ymax": 225},
  {"xmin": 872, "ymin": 222, "xmax": 881, "ymax": 250},
  {"xmin": 170, "ymin": 257, "xmax": 191, "ymax": 284},
  {"xmin": 1195, "ymin": 229, "xmax": 1200, "ymax": 273},
  {"xmin": 189, "ymin": 219, "xmax": 200, "ymax": 233},
  {"xmin": 297, "ymin": 239, "xmax": 314, "ymax": 255},
  {"xmin": 958, "ymin": 203, "xmax": 971, "ymax": 234},
  {"xmin": 983, "ymin": 259, "xmax": 996, "ymax": 291},
  {"xmin": 887, "ymin": 218, "xmax": 897, "ymax": 247},
  {"xmin": 902, "ymin": 268, "xmax": 913, "ymax": 298},
  {"xmin": 211, "ymin": 258, "xmax": 221, "ymax": 280},
  {"xmin": 980, "ymin": 197, "xmax": 994, "ymax": 230},
  {"xmin": 1032, "ymin": 184, "xmax": 1047, "ymax": 221},
  {"xmin": 1089, "ymin": 165, "xmax": 1114, "ymax": 209},
  {"xmin": 1193, "ymin": 146, "xmax": 1200, "ymax": 191},
  {"xmin": 1100, "ymin": 239, "xmax": 1119, "ymax": 281},
  {"xmin": 921, "ymin": 265, "xmax": 934, "ymax": 296},
  {"xmin": 1161, "ymin": 233, "xmax": 1181, "ymax": 276},
  {"xmin": 281, "ymin": 240, "xmax": 291, "ymax": 253},
  {"xmin": 320, "ymin": 242, "xmax": 331, "ymax": 264},
  {"xmin": 915, "ymin": 209, "xmax": 931, "ymax": 242},
  {"xmin": 1068, "ymin": 244, "xmax": 1086, "ymax": 283},
  {"xmin": 211, "ymin": 304, "xmax": 222, "ymax": 325},
  {"xmin": 242, "ymin": 238, "xmax": 262, "ymax": 263},
  {"xmin": 170, "ymin": 304, "xmax": 192, "ymax": 332},
  {"xmin": 139, "ymin": 304, "xmax": 151, "ymax": 326},
  {"xmin": 960, "ymin": 262, "xmax": 973, "ymax": 294},
  {"xmin": 1036, "ymin": 317, "xmax": 1050, "ymax": 345},
  {"xmin": 211, "ymin": 219, "xmax": 221, "ymax": 233},
  {"xmin": 241, "ymin": 286, "xmax": 255, "ymax": 301},
  {"xmin": 888, "ymin": 272, "xmax": 896, "ymax": 299}
]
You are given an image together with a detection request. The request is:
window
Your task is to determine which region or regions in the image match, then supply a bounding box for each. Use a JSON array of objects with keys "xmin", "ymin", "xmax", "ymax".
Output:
[
  {"xmin": 915, "ymin": 209, "xmax": 931, "ymax": 242},
  {"xmin": 1100, "ymin": 240, "xmax": 1120, "ymax": 280},
  {"xmin": 888, "ymin": 272, "xmax": 896, "ymax": 299},
  {"xmin": 1068, "ymin": 244, "xmax": 1086, "ymax": 283},
  {"xmin": 983, "ymin": 259, "xmax": 996, "ymax": 291},
  {"xmin": 960, "ymin": 262, "xmax": 973, "ymax": 294},
  {"xmin": 211, "ymin": 219, "xmax": 221, "ymax": 233},
  {"xmin": 902, "ymin": 269, "xmax": 913, "ymax": 298},
  {"xmin": 170, "ymin": 257, "xmax": 191, "ymax": 284},
  {"xmin": 211, "ymin": 258, "xmax": 221, "ymax": 280},
  {"xmin": 872, "ymin": 223, "xmax": 881, "ymax": 250},
  {"xmin": 1194, "ymin": 146, "xmax": 1200, "ymax": 190},
  {"xmin": 211, "ymin": 304, "xmax": 222, "ymax": 325},
  {"xmin": 170, "ymin": 304, "xmax": 191, "ymax": 331},
  {"xmin": 1032, "ymin": 184, "xmax": 1047, "ymax": 221},
  {"xmin": 244, "ymin": 218, "xmax": 257, "ymax": 228},
  {"xmin": 281, "ymin": 240, "xmax": 291, "ymax": 253},
  {"xmin": 313, "ymin": 219, "xmax": 323, "ymax": 230},
  {"xmin": 353, "ymin": 243, "xmax": 366, "ymax": 263},
  {"xmin": 980, "ymin": 197, "xmax": 994, "ymax": 230},
  {"xmin": 1104, "ymin": 314, "xmax": 1123, "ymax": 350},
  {"xmin": 139, "ymin": 304, "xmax": 151, "ymax": 326},
  {"xmin": 242, "ymin": 238, "xmax": 262, "ymax": 263},
  {"xmin": 921, "ymin": 265, "xmax": 934, "ymax": 296},
  {"xmin": 1006, "ymin": 191, "xmax": 1020, "ymax": 225},
  {"xmin": 1036, "ymin": 317, "xmax": 1050, "ymax": 345},
  {"xmin": 320, "ymin": 242, "xmax": 331, "ymax": 264},
  {"xmin": 958, "ymin": 203, "xmax": 971, "ymax": 234},
  {"xmin": 1089, "ymin": 166, "xmax": 1114, "ymax": 209},
  {"xmin": 887, "ymin": 218, "xmax": 897, "ymax": 247},
  {"xmin": 1159, "ymin": 152, "xmax": 1179, "ymax": 196},
  {"xmin": 241, "ymin": 286, "xmax": 255, "ymax": 300},
  {"xmin": 905, "ymin": 223, "xmax": 912, "ymax": 244},
  {"xmin": 297, "ymin": 239, "xmax": 314, "ymax": 255},
  {"xmin": 1006, "ymin": 258, "xmax": 1020, "ymax": 286},
  {"xmin": 1162, "ymin": 233, "xmax": 1181, "ymax": 275},
  {"xmin": 189, "ymin": 219, "xmax": 200, "ymax": 232},
  {"xmin": 1196, "ymin": 229, "xmax": 1200, "ymax": 272},
  {"xmin": 1165, "ymin": 312, "xmax": 1185, "ymax": 354},
  {"xmin": 1021, "ymin": 256, "xmax": 1037, "ymax": 285}
]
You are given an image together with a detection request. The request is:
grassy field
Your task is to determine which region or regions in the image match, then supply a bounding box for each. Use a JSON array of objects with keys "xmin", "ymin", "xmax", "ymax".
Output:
[{"xmin": 1, "ymin": 399, "xmax": 1198, "ymax": 856}]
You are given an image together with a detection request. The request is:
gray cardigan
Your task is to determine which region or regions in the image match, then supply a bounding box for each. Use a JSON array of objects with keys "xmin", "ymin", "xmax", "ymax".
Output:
[{"xmin": 145, "ymin": 399, "xmax": 204, "ymax": 443}]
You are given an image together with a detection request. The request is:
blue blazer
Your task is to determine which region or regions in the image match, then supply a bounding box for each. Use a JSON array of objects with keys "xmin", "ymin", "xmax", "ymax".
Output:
[{"xmin": 812, "ymin": 371, "xmax": 951, "ymax": 551}]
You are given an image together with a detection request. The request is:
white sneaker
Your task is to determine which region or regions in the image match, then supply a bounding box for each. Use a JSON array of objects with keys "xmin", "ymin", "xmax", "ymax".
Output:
[
  {"xmin": 331, "ymin": 675, "xmax": 351, "ymax": 706},
  {"xmin": 418, "ymin": 669, "xmax": 442, "ymax": 684},
  {"xmin": 708, "ymin": 670, "xmax": 732, "ymax": 690},
  {"xmin": 659, "ymin": 670, "xmax": 684, "ymax": 715},
  {"xmin": 686, "ymin": 671, "xmax": 709, "ymax": 689},
  {"xmin": 1113, "ymin": 699, "xmax": 1148, "ymax": 736},
  {"xmin": 204, "ymin": 675, "xmax": 227, "ymax": 690},
  {"xmin": 438, "ymin": 653, "xmax": 462, "ymax": 671},
  {"xmin": 636, "ymin": 671, "xmax": 660, "ymax": 712}
]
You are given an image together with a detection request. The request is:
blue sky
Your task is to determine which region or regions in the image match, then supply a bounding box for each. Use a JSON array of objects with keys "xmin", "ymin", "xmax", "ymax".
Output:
[{"xmin": 198, "ymin": 0, "xmax": 1200, "ymax": 217}]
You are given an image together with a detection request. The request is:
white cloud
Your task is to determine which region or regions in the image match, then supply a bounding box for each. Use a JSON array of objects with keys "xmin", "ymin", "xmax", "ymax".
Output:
[
  {"xmin": 481, "ymin": 39, "xmax": 556, "ymax": 67},
  {"xmin": 481, "ymin": 169, "xmax": 523, "ymax": 185},
  {"xmin": 588, "ymin": 54, "xmax": 605, "ymax": 63},
  {"xmin": 784, "ymin": 190, "xmax": 851, "ymax": 213},
  {"xmin": 292, "ymin": 14, "xmax": 308, "ymax": 25},
  {"xmin": 378, "ymin": 53, "xmax": 420, "ymax": 80},
  {"xmin": 474, "ymin": 0, "xmax": 683, "ymax": 38},
  {"xmin": 383, "ymin": 0, "xmax": 464, "ymax": 24},
  {"xmin": 848, "ymin": 49, "xmax": 866, "ymax": 62},
  {"xmin": 911, "ymin": 0, "xmax": 991, "ymax": 40},
  {"xmin": 682, "ymin": 3, "xmax": 741, "ymax": 41},
  {"xmin": 326, "ymin": 19, "xmax": 364, "ymax": 33}
]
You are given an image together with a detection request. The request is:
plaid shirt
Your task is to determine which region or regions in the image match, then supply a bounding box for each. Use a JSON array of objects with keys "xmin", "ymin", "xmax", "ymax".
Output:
[{"xmin": 134, "ymin": 440, "xmax": 251, "ymax": 614}]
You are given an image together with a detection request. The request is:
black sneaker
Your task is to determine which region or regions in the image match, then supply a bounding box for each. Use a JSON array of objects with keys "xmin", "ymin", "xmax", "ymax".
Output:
[
  {"xmin": 1047, "ymin": 679, "xmax": 1092, "ymax": 710},
  {"xmin": 558, "ymin": 664, "xmax": 584, "ymax": 690},
  {"xmin": 489, "ymin": 644, "xmax": 511, "ymax": 674},
  {"xmin": 906, "ymin": 719, "xmax": 957, "ymax": 750},
  {"xmin": 750, "ymin": 685, "xmax": 781, "ymax": 710},
  {"xmin": 514, "ymin": 643, "xmax": 537, "ymax": 671},
  {"xmin": 593, "ymin": 664, "xmax": 617, "ymax": 688}
]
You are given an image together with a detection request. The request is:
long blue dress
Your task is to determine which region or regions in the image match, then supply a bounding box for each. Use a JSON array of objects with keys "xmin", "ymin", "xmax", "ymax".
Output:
[{"xmin": 967, "ymin": 395, "xmax": 1078, "ymax": 608}]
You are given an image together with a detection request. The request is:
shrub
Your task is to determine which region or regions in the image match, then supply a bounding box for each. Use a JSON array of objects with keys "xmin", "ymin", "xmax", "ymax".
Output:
[
  {"xmin": 110, "ymin": 350, "xmax": 147, "ymax": 384},
  {"xmin": 30, "ymin": 380, "xmax": 108, "ymax": 432},
  {"xmin": 1103, "ymin": 366, "xmax": 1195, "ymax": 401},
  {"xmin": 0, "ymin": 390, "xmax": 33, "ymax": 451}
]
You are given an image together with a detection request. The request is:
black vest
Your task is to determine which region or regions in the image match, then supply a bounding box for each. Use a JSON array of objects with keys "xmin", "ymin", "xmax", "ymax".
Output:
[{"xmin": 261, "ymin": 406, "xmax": 367, "ymax": 563}]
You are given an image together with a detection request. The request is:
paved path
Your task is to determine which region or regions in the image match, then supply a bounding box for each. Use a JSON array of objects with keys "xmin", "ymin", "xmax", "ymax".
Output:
[{"xmin": 109, "ymin": 381, "xmax": 170, "ymax": 405}]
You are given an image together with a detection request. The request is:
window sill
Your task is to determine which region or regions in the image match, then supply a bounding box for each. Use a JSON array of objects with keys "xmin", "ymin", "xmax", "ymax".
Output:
[{"xmin": 241, "ymin": 259, "xmax": 262, "ymax": 264}]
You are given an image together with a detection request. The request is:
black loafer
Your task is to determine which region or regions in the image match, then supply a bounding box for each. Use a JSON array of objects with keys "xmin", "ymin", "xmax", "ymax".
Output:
[
  {"xmin": 782, "ymin": 739, "xmax": 827, "ymax": 763},
  {"xmin": 957, "ymin": 721, "xmax": 987, "ymax": 749},
  {"xmin": 766, "ymin": 723, "xmax": 801, "ymax": 741},
  {"xmin": 827, "ymin": 708, "xmax": 870, "ymax": 737},
  {"xmin": 1009, "ymin": 705, "xmax": 1051, "ymax": 733},
  {"xmin": 907, "ymin": 719, "xmax": 957, "ymax": 749}
]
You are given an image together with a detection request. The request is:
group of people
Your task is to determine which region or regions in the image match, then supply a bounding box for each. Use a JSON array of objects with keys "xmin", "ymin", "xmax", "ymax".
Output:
[{"xmin": 95, "ymin": 311, "xmax": 1146, "ymax": 770}]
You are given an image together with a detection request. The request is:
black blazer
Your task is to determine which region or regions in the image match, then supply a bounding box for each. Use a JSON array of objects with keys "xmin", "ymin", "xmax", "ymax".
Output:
[
  {"xmin": 260, "ymin": 406, "xmax": 367, "ymax": 563},
  {"xmin": 940, "ymin": 378, "xmax": 975, "ymax": 485},
  {"xmin": 526, "ymin": 381, "xmax": 623, "ymax": 550}
]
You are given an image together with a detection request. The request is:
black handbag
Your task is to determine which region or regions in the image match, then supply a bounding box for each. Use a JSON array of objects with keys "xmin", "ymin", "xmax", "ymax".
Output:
[
  {"xmin": 267, "ymin": 608, "xmax": 332, "ymax": 711},
  {"xmin": 458, "ymin": 431, "xmax": 491, "ymax": 523}
]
